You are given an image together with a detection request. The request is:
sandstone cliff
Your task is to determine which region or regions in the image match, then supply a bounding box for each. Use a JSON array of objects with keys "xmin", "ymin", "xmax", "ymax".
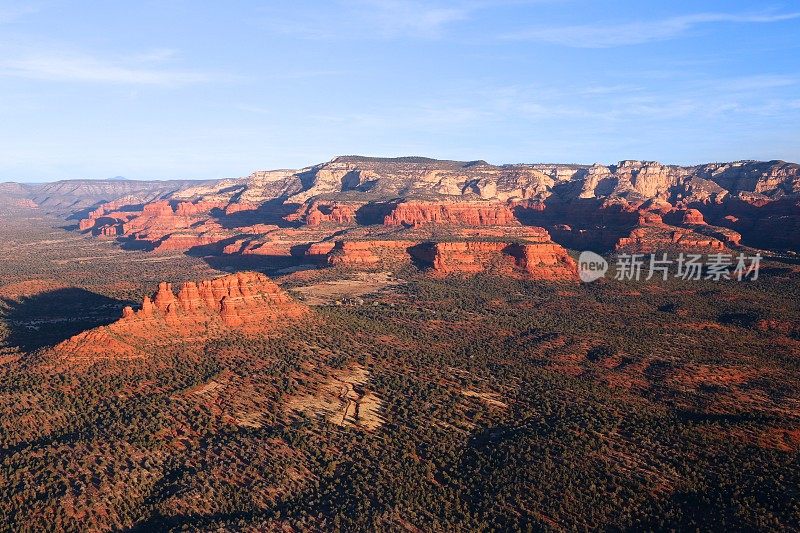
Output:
[
  {"xmin": 408, "ymin": 240, "xmax": 577, "ymax": 280},
  {"xmin": 60, "ymin": 156, "xmax": 800, "ymax": 256},
  {"xmin": 55, "ymin": 273, "xmax": 309, "ymax": 360}
]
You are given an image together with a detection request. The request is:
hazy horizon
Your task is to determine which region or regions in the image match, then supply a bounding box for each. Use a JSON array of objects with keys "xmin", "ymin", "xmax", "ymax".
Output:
[{"xmin": 5, "ymin": 153, "xmax": 800, "ymax": 184}]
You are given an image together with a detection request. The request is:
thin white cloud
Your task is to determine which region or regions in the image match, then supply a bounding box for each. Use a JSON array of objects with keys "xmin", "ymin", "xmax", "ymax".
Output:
[
  {"xmin": 351, "ymin": 0, "xmax": 470, "ymax": 38},
  {"xmin": 0, "ymin": 50, "xmax": 215, "ymax": 85},
  {"xmin": 347, "ymin": 73, "xmax": 800, "ymax": 132},
  {"xmin": 506, "ymin": 12, "xmax": 800, "ymax": 47},
  {"xmin": 0, "ymin": 3, "xmax": 40, "ymax": 24},
  {"xmin": 261, "ymin": 0, "xmax": 478, "ymax": 39}
]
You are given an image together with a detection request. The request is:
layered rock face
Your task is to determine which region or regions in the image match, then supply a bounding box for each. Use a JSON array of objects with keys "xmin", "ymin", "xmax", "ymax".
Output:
[
  {"xmin": 64, "ymin": 156, "xmax": 800, "ymax": 258},
  {"xmin": 615, "ymin": 227, "xmax": 727, "ymax": 252},
  {"xmin": 408, "ymin": 240, "xmax": 578, "ymax": 279},
  {"xmin": 285, "ymin": 201, "xmax": 358, "ymax": 226},
  {"xmin": 505, "ymin": 243, "xmax": 579, "ymax": 280},
  {"xmin": 55, "ymin": 273, "xmax": 309, "ymax": 360},
  {"xmin": 680, "ymin": 208, "xmax": 706, "ymax": 225},
  {"xmin": 77, "ymin": 196, "xmax": 144, "ymax": 236},
  {"xmin": 79, "ymin": 199, "xmax": 234, "ymax": 250},
  {"xmin": 384, "ymin": 201, "xmax": 517, "ymax": 227},
  {"xmin": 135, "ymin": 273, "xmax": 308, "ymax": 328},
  {"xmin": 410, "ymin": 242, "xmax": 507, "ymax": 274},
  {"xmin": 327, "ymin": 240, "xmax": 415, "ymax": 267}
]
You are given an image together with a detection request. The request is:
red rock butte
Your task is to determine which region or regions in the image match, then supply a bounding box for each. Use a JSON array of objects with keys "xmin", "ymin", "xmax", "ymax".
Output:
[{"xmin": 55, "ymin": 272, "xmax": 309, "ymax": 360}]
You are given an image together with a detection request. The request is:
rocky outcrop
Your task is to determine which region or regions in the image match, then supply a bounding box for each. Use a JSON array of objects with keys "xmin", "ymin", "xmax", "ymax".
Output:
[
  {"xmin": 408, "ymin": 239, "xmax": 577, "ymax": 280},
  {"xmin": 102, "ymin": 200, "xmax": 233, "ymax": 251},
  {"xmin": 410, "ymin": 242, "xmax": 506, "ymax": 274},
  {"xmin": 384, "ymin": 201, "xmax": 517, "ymax": 227},
  {"xmin": 680, "ymin": 208, "xmax": 706, "ymax": 225},
  {"xmin": 153, "ymin": 233, "xmax": 227, "ymax": 253},
  {"xmin": 615, "ymin": 227, "xmax": 727, "ymax": 252},
  {"xmin": 505, "ymin": 243, "xmax": 579, "ymax": 280},
  {"xmin": 55, "ymin": 273, "xmax": 309, "ymax": 360},
  {"xmin": 305, "ymin": 241, "xmax": 337, "ymax": 260},
  {"xmin": 78, "ymin": 196, "xmax": 143, "ymax": 234},
  {"xmin": 285, "ymin": 201, "xmax": 358, "ymax": 226},
  {"xmin": 327, "ymin": 240, "xmax": 415, "ymax": 267},
  {"xmin": 142, "ymin": 273, "xmax": 307, "ymax": 324}
]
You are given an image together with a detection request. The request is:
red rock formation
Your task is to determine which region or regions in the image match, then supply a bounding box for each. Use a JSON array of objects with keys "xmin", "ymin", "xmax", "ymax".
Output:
[
  {"xmin": 153, "ymin": 233, "xmax": 226, "ymax": 252},
  {"xmin": 505, "ymin": 243, "xmax": 578, "ymax": 280},
  {"xmin": 286, "ymin": 201, "xmax": 358, "ymax": 226},
  {"xmin": 680, "ymin": 208, "xmax": 706, "ymax": 225},
  {"xmin": 327, "ymin": 240, "xmax": 415, "ymax": 267},
  {"xmin": 305, "ymin": 241, "xmax": 337, "ymax": 260},
  {"xmin": 697, "ymin": 197, "xmax": 800, "ymax": 250},
  {"xmin": 384, "ymin": 201, "xmax": 517, "ymax": 227},
  {"xmin": 224, "ymin": 201, "xmax": 260, "ymax": 215},
  {"xmin": 615, "ymin": 227, "xmax": 726, "ymax": 252},
  {"xmin": 55, "ymin": 272, "xmax": 309, "ymax": 360},
  {"xmin": 77, "ymin": 197, "xmax": 144, "ymax": 234},
  {"xmin": 97, "ymin": 225, "xmax": 121, "ymax": 237},
  {"xmin": 72, "ymin": 157, "xmax": 800, "ymax": 255},
  {"xmin": 97, "ymin": 200, "xmax": 233, "ymax": 251},
  {"xmin": 411, "ymin": 242, "xmax": 506, "ymax": 274},
  {"xmin": 78, "ymin": 218, "xmax": 95, "ymax": 231},
  {"xmin": 408, "ymin": 240, "xmax": 577, "ymax": 280},
  {"xmin": 637, "ymin": 211, "xmax": 664, "ymax": 225},
  {"xmin": 174, "ymin": 200, "xmax": 227, "ymax": 216}
]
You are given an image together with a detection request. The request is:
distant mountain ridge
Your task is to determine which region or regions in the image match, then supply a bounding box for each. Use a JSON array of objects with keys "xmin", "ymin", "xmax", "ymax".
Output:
[
  {"xmin": 54, "ymin": 156, "xmax": 799, "ymax": 270},
  {"xmin": 4, "ymin": 156, "xmax": 799, "ymax": 259},
  {"xmin": 0, "ymin": 178, "xmax": 218, "ymax": 217}
]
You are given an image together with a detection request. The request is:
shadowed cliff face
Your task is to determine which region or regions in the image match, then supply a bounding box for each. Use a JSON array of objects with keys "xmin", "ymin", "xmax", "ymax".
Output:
[
  {"xmin": 45, "ymin": 157, "xmax": 800, "ymax": 259},
  {"xmin": 0, "ymin": 288, "xmax": 132, "ymax": 352}
]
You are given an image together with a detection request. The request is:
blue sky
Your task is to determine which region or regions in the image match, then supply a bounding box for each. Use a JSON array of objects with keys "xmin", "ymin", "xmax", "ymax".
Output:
[{"xmin": 0, "ymin": 0, "xmax": 798, "ymax": 181}]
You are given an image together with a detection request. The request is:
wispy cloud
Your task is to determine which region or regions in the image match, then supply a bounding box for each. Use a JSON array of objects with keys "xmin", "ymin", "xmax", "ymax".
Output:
[
  {"xmin": 334, "ymin": 72, "xmax": 800, "ymax": 134},
  {"xmin": 0, "ymin": 3, "xmax": 40, "ymax": 24},
  {"xmin": 506, "ymin": 11, "xmax": 800, "ymax": 47},
  {"xmin": 351, "ymin": 0, "xmax": 470, "ymax": 38},
  {"xmin": 260, "ymin": 0, "xmax": 482, "ymax": 39},
  {"xmin": 498, "ymin": 74, "xmax": 800, "ymax": 121},
  {"xmin": 0, "ymin": 49, "xmax": 216, "ymax": 85}
]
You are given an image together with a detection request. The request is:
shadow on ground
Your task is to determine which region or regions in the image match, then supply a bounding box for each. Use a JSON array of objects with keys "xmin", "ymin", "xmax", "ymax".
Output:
[
  {"xmin": 0, "ymin": 288, "xmax": 133, "ymax": 352},
  {"xmin": 201, "ymin": 254, "xmax": 320, "ymax": 277}
]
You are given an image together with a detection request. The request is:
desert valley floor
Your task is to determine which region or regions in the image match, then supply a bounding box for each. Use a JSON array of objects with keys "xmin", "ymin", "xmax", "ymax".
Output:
[
  {"xmin": 0, "ymin": 210, "xmax": 799, "ymax": 531},
  {"xmin": 0, "ymin": 157, "xmax": 799, "ymax": 531}
]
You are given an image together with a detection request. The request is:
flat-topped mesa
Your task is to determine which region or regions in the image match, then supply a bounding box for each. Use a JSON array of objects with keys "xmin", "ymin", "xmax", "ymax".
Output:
[
  {"xmin": 505, "ymin": 243, "xmax": 579, "ymax": 280},
  {"xmin": 411, "ymin": 242, "xmax": 507, "ymax": 274},
  {"xmin": 326, "ymin": 240, "xmax": 416, "ymax": 267},
  {"xmin": 123, "ymin": 200, "xmax": 227, "ymax": 233},
  {"xmin": 383, "ymin": 201, "xmax": 518, "ymax": 227},
  {"xmin": 408, "ymin": 240, "xmax": 578, "ymax": 280},
  {"xmin": 614, "ymin": 226, "xmax": 727, "ymax": 253},
  {"xmin": 57, "ymin": 272, "xmax": 309, "ymax": 360}
]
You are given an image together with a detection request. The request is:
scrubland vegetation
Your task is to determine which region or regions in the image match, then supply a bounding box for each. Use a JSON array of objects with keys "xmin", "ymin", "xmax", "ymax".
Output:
[{"xmin": 0, "ymin": 212, "xmax": 798, "ymax": 531}]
